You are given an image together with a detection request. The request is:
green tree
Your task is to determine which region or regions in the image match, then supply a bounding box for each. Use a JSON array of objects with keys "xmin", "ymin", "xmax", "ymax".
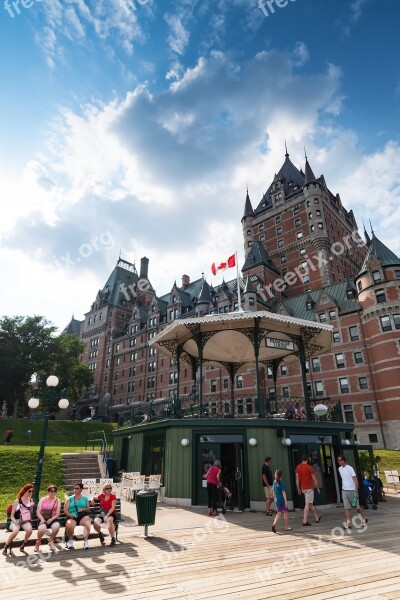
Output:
[
  {"xmin": 0, "ymin": 316, "xmax": 58, "ymax": 417},
  {"xmin": 0, "ymin": 317, "xmax": 94, "ymax": 417}
]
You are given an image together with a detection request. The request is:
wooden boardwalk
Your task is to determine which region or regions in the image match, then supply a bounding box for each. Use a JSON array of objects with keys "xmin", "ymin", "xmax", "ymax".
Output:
[{"xmin": 1, "ymin": 494, "xmax": 400, "ymax": 599}]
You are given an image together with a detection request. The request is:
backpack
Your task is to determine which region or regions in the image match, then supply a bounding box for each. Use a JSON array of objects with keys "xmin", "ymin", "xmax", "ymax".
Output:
[{"xmin": 6, "ymin": 504, "xmax": 13, "ymax": 518}]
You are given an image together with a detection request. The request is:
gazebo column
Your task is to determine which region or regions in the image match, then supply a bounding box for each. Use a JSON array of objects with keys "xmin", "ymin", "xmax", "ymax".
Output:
[
  {"xmin": 253, "ymin": 318, "xmax": 263, "ymax": 417},
  {"xmin": 298, "ymin": 337, "xmax": 312, "ymax": 421},
  {"xmin": 174, "ymin": 345, "xmax": 183, "ymax": 417},
  {"xmin": 220, "ymin": 362, "xmax": 244, "ymax": 417}
]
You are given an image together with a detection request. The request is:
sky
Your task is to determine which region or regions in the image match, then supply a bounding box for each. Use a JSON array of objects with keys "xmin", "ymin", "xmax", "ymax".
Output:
[{"xmin": 1, "ymin": 0, "xmax": 400, "ymax": 331}]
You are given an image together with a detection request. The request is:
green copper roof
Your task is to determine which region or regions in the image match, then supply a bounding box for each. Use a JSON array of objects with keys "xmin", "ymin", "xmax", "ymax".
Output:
[
  {"xmin": 242, "ymin": 241, "xmax": 280, "ymax": 275},
  {"xmin": 359, "ymin": 233, "xmax": 400, "ymax": 274},
  {"xmin": 282, "ymin": 280, "xmax": 360, "ymax": 321}
]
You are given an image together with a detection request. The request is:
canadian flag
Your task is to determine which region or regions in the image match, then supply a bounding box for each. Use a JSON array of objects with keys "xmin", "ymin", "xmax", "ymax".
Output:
[{"xmin": 211, "ymin": 253, "xmax": 236, "ymax": 276}]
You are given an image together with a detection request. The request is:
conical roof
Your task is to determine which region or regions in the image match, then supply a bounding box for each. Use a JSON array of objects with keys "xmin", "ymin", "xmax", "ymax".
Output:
[
  {"xmin": 242, "ymin": 241, "xmax": 280, "ymax": 275},
  {"xmin": 304, "ymin": 157, "xmax": 317, "ymax": 185},
  {"xmin": 358, "ymin": 232, "xmax": 400, "ymax": 275},
  {"xmin": 197, "ymin": 279, "xmax": 212, "ymax": 304},
  {"xmin": 255, "ymin": 151, "xmax": 305, "ymax": 212},
  {"xmin": 242, "ymin": 189, "xmax": 254, "ymax": 219}
]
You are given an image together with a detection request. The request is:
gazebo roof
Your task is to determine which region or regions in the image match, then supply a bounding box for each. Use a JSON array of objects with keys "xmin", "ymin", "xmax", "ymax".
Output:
[{"xmin": 151, "ymin": 311, "xmax": 333, "ymax": 366}]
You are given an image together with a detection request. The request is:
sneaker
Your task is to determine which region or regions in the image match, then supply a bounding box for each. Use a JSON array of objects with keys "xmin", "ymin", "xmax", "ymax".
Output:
[
  {"xmin": 83, "ymin": 540, "xmax": 89, "ymax": 550},
  {"xmin": 34, "ymin": 541, "xmax": 41, "ymax": 553},
  {"xmin": 271, "ymin": 525, "xmax": 277, "ymax": 534},
  {"xmin": 48, "ymin": 541, "xmax": 57, "ymax": 552},
  {"xmin": 98, "ymin": 532, "xmax": 105, "ymax": 545},
  {"xmin": 66, "ymin": 539, "xmax": 74, "ymax": 549},
  {"xmin": 110, "ymin": 537, "xmax": 116, "ymax": 547}
]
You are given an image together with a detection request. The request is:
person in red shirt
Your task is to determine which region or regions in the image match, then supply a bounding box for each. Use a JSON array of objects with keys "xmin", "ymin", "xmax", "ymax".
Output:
[
  {"xmin": 91, "ymin": 484, "xmax": 117, "ymax": 546},
  {"xmin": 295, "ymin": 455, "xmax": 321, "ymax": 526},
  {"xmin": 205, "ymin": 460, "xmax": 221, "ymax": 516}
]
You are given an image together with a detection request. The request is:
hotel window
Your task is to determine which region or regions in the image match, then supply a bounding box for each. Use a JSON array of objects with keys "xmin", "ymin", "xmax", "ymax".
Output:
[
  {"xmin": 299, "ymin": 248, "xmax": 306, "ymax": 256},
  {"xmin": 293, "ymin": 207, "xmax": 300, "ymax": 215},
  {"xmin": 247, "ymin": 241, "xmax": 252, "ymax": 247},
  {"xmin": 275, "ymin": 215, "xmax": 281, "ymax": 224},
  {"xmin": 267, "ymin": 367, "xmax": 273, "ymax": 379},
  {"xmin": 303, "ymin": 274, "xmax": 310, "ymax": 283},
  {"xmin": 282, "ymin": 387, "xmax": 289, "ymax": 397},
  {"xmin": 278, "ymin": 239, "xmax": 284, "ymax": 248},
  {"xmin": 354, "ymin": 351, "xmax": 363, "ymax": 364},
  {"xmin": 259, "ymin": 224, "xmax": 265, "ymax": 231},
  {"xmin": 395, "ymin": 270, "xmax": 400, "ymax": 280},
  {"xmin": 223, "ymin": 378, "xmax": 229, "ymax": 389},
  {"xmin": 281, "ymin": 365, "xmax": 287, "ymax": 375},
  {"xmin": 296, "ymin": 231, "xmax": 303, "ymax": 239},
  {"xmin": 335, "ymin": 353, "xmax": 345, "ymax": 369},
  {"xmin": 281, "ymin": 256, "xmax": 287, "ymax": 264},
  {"xmin": 316, "ymin": 209, "xmax": 321, "ymax": 217},
  {"xmin": 318, "ymin": 222, "xmax": 324, "ymax": 230},
  {"xmin": 333, "ymin": 331, "xmax": 340, "ymax": 343},
  {"xmin": 339, "ymin": 377, "xmax": 350, "ymax": 393},
  {"xmin": 368, "ymin": 433, "xmax": 378, "ymax": 443},
  {"xmin": 268, "ymin": 387, "xmax": 275, "ymax": 398},
  {"xmin": 359, "ymin": 377, "xmax": 368, "ymax": 390},
  {"xmin": 294, "ymin": 218, "xmax": 301, "ymax": 227},
  {"xmin": 210, "ymin": 380, "xmax": 217, "ymax": 392},
  {"xmin": 312, "ymin": 357, "xmax": 320, "ymax": 372},
  {"xmin": 372, "ymin": 270, "xmax": 382, "ymax": 284},
  {"xmin": 315, "ymin": 381, "xmax": 324, "ymax": 396},
  {"xmin": 319, "ymin": 312, "xmax": 326, "ymax": 323},
  {"xmin": 308, "ymin": 212, "xmax": 312, "ymax": 220},
  {"xmin": 260, "ymin": 235, "xmax": 265, "ymax": 242},
  {"xmin": 106, "ymin": 359, "xmax": 110, "ymax": 367},
  {"xmin": 329, "ymin": 310, "xmax": 336, "ymax": 320},
  {"xmin": 343, "ymin": 404, "xmax": 354, "ymax": 422},
  {"xmin": 310, "ymin": 225, "xmax": 315, "ymax": 232},
  {"xmin": 349, "ymin": 326, "xmax": 359, "ymax": 341},
  {"xmin": 375, "ymin": 289, "xmax": 386, "ymax": 304},
  {"xmin": 380, "ymin": 316, "xmax": 392, "ymax": 332},
  {"xmin": 394, "ymin": 314, "xmax": 400, "ymax": 330},
  {"xmin": 169, "ymin": 371, "xmax": 178, "ymax": 384},
  {"xmin": 314, "ymin": 198, "xmax": 319, "ymax": 204},
  {"xmin": 236, "ymin": 375, "xmax": 243, "ymax": 389},
  {"xmin": 357, "ymin": 281, "xmax": 362, "ymax": 292}
]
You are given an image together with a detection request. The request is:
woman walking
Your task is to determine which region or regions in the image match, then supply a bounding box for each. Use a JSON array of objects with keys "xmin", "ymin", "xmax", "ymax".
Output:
[
  {"xmin": 271, "ymin": 470, "xmax": 292, "ymax": 533},
  {"xmin": 3, "ymin": 483, "xmax": 34, "ymax": 555},
  {"xmin": 35, "ymin": 484, "xmax": 62, "ymax": 552},
  {"xmin": 205, "ymin": 459, "xmax": 222, "ymax": 516}
]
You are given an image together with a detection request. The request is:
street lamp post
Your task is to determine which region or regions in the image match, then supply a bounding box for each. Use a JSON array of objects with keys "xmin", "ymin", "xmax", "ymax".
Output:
[{"xmin": 28, "ymin": 375, "xmax": 69, "ymax": 504}]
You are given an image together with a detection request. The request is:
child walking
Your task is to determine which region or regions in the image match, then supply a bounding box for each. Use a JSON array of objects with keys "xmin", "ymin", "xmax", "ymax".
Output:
[{"xmin": 271, "ymin": 470, "xmax": 292, "ymax": 533}]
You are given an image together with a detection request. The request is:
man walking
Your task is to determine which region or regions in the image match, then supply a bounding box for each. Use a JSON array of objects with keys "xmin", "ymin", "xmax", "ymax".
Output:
[
  {"xmin": 295, "ymin": 454, "xmax": 321, "ymax": 526},
  {"xmin": 337, "ymin": 454, "xmax": 367, "ymax": 529},
  {"xmin": 262, "ymin": 457, "xmax": 274, "ymax": 516}
]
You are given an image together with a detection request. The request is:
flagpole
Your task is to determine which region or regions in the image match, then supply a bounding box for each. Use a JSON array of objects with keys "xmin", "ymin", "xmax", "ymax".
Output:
[{"xmin": 236, "ymin": 251, "xmax": 243, "ymax": 312}]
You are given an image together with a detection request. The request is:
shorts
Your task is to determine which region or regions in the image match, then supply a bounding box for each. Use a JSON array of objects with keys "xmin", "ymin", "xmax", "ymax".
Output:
[
  {"xmin": 96, "ymin": 511, "xmax": 116, "ymax": 523},
  {"xmin": 264, "ymin": 486, "xmax": 274, "ymax": 499},
  {"xmin": 342, "ymin": 490, "xmax": 358, "ymax": 510},
  {"xmin": 276, "ymin": 504, "xmax": 288, "ymax": 513},
  {"xmin": 303, "ymin": 489, "xmax": 314, "ymax": 505},
  {"xmin": 69, "ymin": 513, "xmax": 90, "ymax": 525}
]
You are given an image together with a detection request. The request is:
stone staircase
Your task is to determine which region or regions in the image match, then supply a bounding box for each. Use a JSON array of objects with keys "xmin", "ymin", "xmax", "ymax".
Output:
[{"xmin": 61, "ymin": 451, "xmax": 102, "ymax": 496}]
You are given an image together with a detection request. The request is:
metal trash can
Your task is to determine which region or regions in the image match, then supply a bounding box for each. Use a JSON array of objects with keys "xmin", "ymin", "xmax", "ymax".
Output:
[{"xmin": 136, "ymin": 489, "xmax": 158, "ymax": 537}]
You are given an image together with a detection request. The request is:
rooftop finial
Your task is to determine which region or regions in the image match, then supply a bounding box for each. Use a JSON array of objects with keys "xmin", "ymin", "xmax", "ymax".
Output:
[
  {"xmin": 285, "ymin": 140, "xmax": 289, "ymax": 158},
  {"xmin": 369, "ymin": 219, "xmax": 375, "ymax": 235},
  {"xmin": 304, "ymin": 146, "xmax": 307, "ymax": 160}
]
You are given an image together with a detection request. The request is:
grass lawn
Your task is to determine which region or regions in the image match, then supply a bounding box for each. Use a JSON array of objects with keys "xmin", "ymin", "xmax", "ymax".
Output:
[
  {"xmin": 0, "ymin": 419, "xmax": 118, "ymax": 516},
  {"xmin": 375, "ymin": 450, "xmax": 400, "ymax": 485}
]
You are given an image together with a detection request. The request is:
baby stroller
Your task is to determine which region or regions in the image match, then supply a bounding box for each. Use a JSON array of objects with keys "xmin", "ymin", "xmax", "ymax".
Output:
[
  {"xmin": 363, "ymin": 479, "xmax": 377, "ymax": 509},
  {"xmin": 216, "ymin": 485, "xmax": 234, "ymax": 514}
]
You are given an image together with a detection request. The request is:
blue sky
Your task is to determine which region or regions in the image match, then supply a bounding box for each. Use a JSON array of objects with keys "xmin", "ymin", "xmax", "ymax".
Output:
[{"xmin": 1, "ymin": 0, "xmax": 400, "ymax": 329}]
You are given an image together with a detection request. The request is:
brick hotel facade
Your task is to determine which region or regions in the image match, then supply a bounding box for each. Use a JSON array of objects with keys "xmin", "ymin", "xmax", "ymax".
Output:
[{"xmin": 70, "ymin": 151, "xmax": 400, "ymax": 449}]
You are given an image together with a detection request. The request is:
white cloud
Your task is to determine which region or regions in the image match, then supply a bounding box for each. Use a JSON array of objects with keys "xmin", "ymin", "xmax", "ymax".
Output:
[{"xmin": 165, "ymin": 14, "xmax": 190, "ymax": 55}]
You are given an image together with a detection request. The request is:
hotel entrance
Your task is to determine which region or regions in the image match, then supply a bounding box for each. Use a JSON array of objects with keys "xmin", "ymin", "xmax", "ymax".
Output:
[{"xmin": 195, "ymin": 434, "xmax": 247, "ymax": 510}]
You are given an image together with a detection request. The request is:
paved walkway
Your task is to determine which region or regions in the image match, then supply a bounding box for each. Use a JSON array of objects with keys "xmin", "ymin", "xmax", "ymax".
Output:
[{"xmin": 1, "ymin": 493, "xmax": 400, "ymax": 599}]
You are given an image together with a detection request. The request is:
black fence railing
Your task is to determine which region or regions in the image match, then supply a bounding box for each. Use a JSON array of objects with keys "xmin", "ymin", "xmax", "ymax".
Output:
[{"xmin": 117, "ymin": 394, "xmax": 343, "ymax": 427}]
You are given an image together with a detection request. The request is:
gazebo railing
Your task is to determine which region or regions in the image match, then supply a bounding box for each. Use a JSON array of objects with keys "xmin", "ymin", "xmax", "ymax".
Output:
[{"xmin": 117, "ymin": 395, "xmax": 343, "ymax": 426}]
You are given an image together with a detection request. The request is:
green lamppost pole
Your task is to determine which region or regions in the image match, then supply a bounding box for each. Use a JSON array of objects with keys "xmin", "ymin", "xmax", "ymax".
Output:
[{"xmin": 28, "ymin": 375, "xmax": 69, "ymax": 504}]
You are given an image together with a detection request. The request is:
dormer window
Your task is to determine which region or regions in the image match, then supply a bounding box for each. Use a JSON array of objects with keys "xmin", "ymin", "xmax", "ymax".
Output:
[
  {"xmin": 346, "ymin": 288, "xmax": 355, "ymax": 299},
  {"xmin": 306, "ymin": 301, "xmax": 313, "ymax": 310},
  {"xmin": 372, "ymin": 270, "xmax": 382, "ymax": 284}
]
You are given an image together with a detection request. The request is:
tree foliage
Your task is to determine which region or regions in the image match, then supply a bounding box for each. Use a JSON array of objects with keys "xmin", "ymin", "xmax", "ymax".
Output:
[{"xmin": 0, "ymin": 316, "xmax": 93, "ymax": 416}]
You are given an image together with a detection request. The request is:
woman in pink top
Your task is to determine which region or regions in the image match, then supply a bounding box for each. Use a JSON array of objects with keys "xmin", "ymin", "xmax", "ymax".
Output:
[
  {"xmin": 205, "ymin": 460, "xmax": 221, "ymax": 516},
  {"xmin": 36, "ymin": 484, "xmax": 62, "ymax": 552}
]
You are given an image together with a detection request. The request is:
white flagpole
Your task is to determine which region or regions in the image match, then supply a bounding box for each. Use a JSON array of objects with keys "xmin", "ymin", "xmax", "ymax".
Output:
[{"xmin": 236, "ymin": 251, "xmax": 243, "ymax": 312}]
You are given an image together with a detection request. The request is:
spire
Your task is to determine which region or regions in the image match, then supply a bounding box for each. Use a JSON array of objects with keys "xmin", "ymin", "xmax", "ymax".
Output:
[
  {"xmin": 285, "ymin": 140, "xmax": 289, "ymax": 158},
  {"xmin": 244, "ymin": 277, "xmax": 256, "ymax": 294},
  {"xmin": 369, "ymin": 219, "xmax": 375, "ymax": 236},
  {"xmin": 242, "ymin": 187, "xmax": 254, "ymax": 219},
  {"xmin": 304, "ymin": 154, "xmax": 317, "ymax": 185},
  {"xmin": 363, "ymin": 221, "xmax": 371, "ymax": 246},
  {"xmin": 197, "ymin": 279, "xmax": 212, "ymax": 304}
]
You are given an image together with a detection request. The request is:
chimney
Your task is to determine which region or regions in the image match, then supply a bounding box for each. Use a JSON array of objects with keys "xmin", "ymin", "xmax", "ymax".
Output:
[
  {"xmin": 140, "ymin": 257, "xmax": 149, "ymax": 279},
  {"xmin": 182, "ymin": 274, "xmax": 190, "ymax": 289}
]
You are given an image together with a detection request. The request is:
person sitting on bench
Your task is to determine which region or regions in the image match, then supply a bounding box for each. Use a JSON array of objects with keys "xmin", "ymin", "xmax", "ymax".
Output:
[{"xmin": 91, "ymin": 484, "xmax": 117, "ymax": 547}]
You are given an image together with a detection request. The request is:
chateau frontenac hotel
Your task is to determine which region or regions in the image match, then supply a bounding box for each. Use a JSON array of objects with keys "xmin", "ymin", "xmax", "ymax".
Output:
[{"xmin": 68, "ymin": 151, "xmax": 400, "ymax": 449}]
